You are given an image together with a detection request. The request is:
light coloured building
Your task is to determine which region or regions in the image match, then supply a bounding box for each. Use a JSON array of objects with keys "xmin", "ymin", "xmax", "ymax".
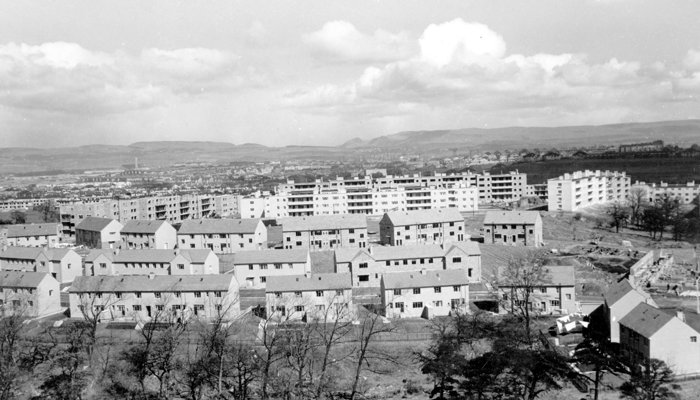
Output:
[
  {"xmin": 498, "ymin": 265, "xmax": 576, "ymax": 315},
  {"xmin": 379, "ymin": 209, "xmax": 466, "ymax": 246},
  {"xmin": 120, "ymin": 220, "xmax": 177, "ymax": 250},
  {"xmin": 0, "ymin": 247, "xmax": 82, "ymax": 284},
  {"xmin": 482, "ymin": 211, "xmax": 543, "ymax": 247},
  {"xmin": 6, "ymin": 223, "xmax": 61, "ymax": 248},
  {"xmin": 177, "ymin": 218, "xmax": 267, "ymax": 253},
  {"xmin": 337, "ymin": 242, "xmax": 481, "ymax": 287},
  {"xmin": 75, "ymin": 216, "xmax": 123, "ymax": 249},
  {"xmin": 265, "ymin": 273, "xmax": 353, "ymax": 321},
  {"xmin": 632, "ymin": 181, "xmax": 700, "ymax": 205},
  {"xmin": 0, "ymin": 270, "xmax": 62, "ymax": 317},
  {"xmin": 85, "ymin": 249, "xmax": 219, "ymax": 276},
  {"xmin": 619, "ymin": 304, "xmax": 700, "ymax": 376},
  {"xmin": 602, "ymin": 279, "xmax": 657, "ymax": 343},
  {"xmin": 279, "ymin": 215, "xmax": 368, "ymax": 250},
  {"xmin": 547, "ymin": 170, "xmax": 630, "ymax": 212},
  {"xmin": 381, "ymin": 269, "xmax": 470, "ymax": 319},
  {"xmin": 223, "ymin": 249, "xmax": 310, "ymax": 288},
  {"xmin": 68, "ymin": 274, "xmax": 240, "ymax": 322}
]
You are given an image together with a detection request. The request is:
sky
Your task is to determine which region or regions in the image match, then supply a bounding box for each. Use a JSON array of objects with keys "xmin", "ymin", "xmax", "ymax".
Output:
[{"xmin": 1, "ymin": 0, "xmax": 700, "ymax": 148}]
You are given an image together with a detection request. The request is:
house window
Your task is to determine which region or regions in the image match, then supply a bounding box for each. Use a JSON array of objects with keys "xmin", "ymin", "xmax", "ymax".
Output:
[
  {"xmin": 136, "ymin": 292, "xmax": 142, "ymax": 298},
  {"xmin": 175, "ymin": 292, "xmax": 181, "ymax": 298},
  {"xmin": 194, "ymin": 292, "xmax": 202, "ymax": 298},
  {"xmin": 316, "ymin": 305, "xmax": 325, "ymax": 311},
  {"xmin": 692, "ymin": 336, "xmax": 697, "ymax": 343},
  {"xmin": 316, "ymin": 290, "xmax": 324, "ymax": 297},
  {"xmin": 393, "ymin": 289, "xmax": 401, "ymax": 295},
  {"xmin": 274, "ymin": 292, "xmax": 281, "ymax": 298},
  {"xmin": 249, "ymin": 265, "xmax": 254, "ymax": 270},
  {"xmin": 100, "ymin": 263, "xmax": 106, "ymax": 269},
  {"xmin": 261, "ymin": 276, "xmax": 267, "ymax": 283},
  {"xmin": 412, "ymin": 302, "xmax": 423, "ymax": 309},
  {"xmin": 386, "ymin": 261, "xmax": 391, "ymax": 266},
  {"xmin": 550, "ymin": 300, "xmax": 560, "ymax": 307},
  {"xmin": 295, "ymin": 305, "xmax": 304, "ymax": 312},
  {"xmin": 358, "ymin": 275, "xmax": 369, "ymax": 282},
  {"xmin": 434, "ymin": 287, "xmax": 441, "ymax": 293},
  {"xmin": 452, "ymin": 257, "xmax": 461, "ymax": 263},
  {"xmin": 413, "ymin": 288, "xmax": 420, "ymax": 295},
  {"xmin": 453, "ymin": 286, "xmax": 460, "ymax": 292},
  {"xmin": 155, "ymin": 292, "xmax": 161, "ymax": 298},
  {"xmin": 156, "ymin": 305, "xmax": 164, "ymax": 311},
  {"xmin": 133, "ymin": 305, "xmax": 142, "ymax": 311},
  {"xmin": 566, "ymin": 294, "xmax": 571, "ymax": 300},
  {"xmin": 177, "ymin": 264, "xmax": 185, "ymax": 270},
  {"xmin": 115, "ymin": 292, "xmax": 122, "ymax": 299},
  {"xmin": 359, "ymin": 262, "xmax": 368, "ymax": 269},
  {"xmin": 433, "ymin": 300, "xmax": 443, "ymax": 307},
  {"xmin": 295, "ymin": 291, "xmax": 302, "ymax": 297},
  {"xmin": 214, "ymin": 291, "xmax": 222, "ymax": 298}
]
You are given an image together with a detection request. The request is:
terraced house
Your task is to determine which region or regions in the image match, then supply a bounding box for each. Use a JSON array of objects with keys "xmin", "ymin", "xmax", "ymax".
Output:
[
  {"xmin": 381, "ymin": 269, "xmax": 470, "ymax": 319},
  {"xmin": 75, "ymin": 216, "xmax": 123, "ymax": 249},
  {"xmin": 379, "ymin": 209, "xmax": 466, "ymax": 246},
  {"xmin": 6, "ymin": 223, "xmax": 61, "ymax": 248},
  {"xmin": 265, "ymin": 273, "xmax": 353, "ymax": 321},
  {"xmin": 120, "ymin": 220, "xmax": 176, "ymax": 250},
  {"xmin": 498, "ymin": 265, "xmax": 576, "ymax": 315},
  {"xmin": 222, "ymin": 248, "xmax": 310, "ymax": 288},
  {"xmin": 177, "ymin": 218, "xmax": 267, "ymax": 253},
  {"xmin": 0, "ymin": 271, "xmax": 62, "ymax": 317},
  {"xmin": 482, "ymin": 211, "xmax": 543, "ymax": 247},
  {"xmin": 278, "ymin": 214, "xmax": 367, "ymax": 250},
  {"xmin": 84, "ymin": 249, "xmax": 219, "ymax": 276},
  {"xmin": 0, "ymin": 246, "xmax": 82, "ymax": 283},
  {"xmin": 69, "ymin": 274, "xmax": 240, "ymax": 322}
]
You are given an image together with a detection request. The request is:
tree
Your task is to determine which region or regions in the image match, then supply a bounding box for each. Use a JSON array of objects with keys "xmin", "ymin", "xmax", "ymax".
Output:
[
  {"xmin": 606, "ymin": 201, "xmax": 630, "ymax": 233},
  {"xmin": 628, "ymin": 187, "xmax": 650, "ymax": 226},
  {"xmin": 34, "ymin": 201, "xmax": 59, "ymax": 223},
  {"xmin": 572, "ymin": 337, "xmax": 626, "ymax": 400},
  {"xmin": 348, "ymin": 308, "xmax": 397, "ymax": 400},
  {"xmin": 620, "ymin": 359, "xmax": 679, "ymax": 400},
  {"xmin": 9, "ymin": 210, "xmax": 25, "ymax": 224},
  {"xmin": 642, "ymin": 207, "xmax": 666, "ymax": 240}
]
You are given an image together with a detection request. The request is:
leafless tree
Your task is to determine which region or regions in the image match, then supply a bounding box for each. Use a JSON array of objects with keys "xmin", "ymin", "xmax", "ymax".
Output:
[
  {"xmin": 348, "ymin": 308, "xmax": 397, "ymax": 400},
  {"xmin": 628, "ymin": 187, "xmax": 649, "ymax": 226}
]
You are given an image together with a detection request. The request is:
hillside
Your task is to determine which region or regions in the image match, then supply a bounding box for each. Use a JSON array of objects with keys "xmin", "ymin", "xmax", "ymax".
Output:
[{"xmin": 1, "ymin": 119, "xmax": 699, "ymax": 173}]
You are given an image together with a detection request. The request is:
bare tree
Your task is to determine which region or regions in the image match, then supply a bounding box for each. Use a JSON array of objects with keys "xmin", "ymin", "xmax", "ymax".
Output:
[
  {"xmin": 348, "ymin": 308, "xmax": 397, "ymax": 400},
  {"xmin": 606, "ymin": 201, "xmax": 630, "ymax": 233},
  {"xmin": 628, "ymin": 187, "xmax": 649, "ymax": 226},
  {"xmin": 312, "ymin": 297, "xmax": 355, "ymax": 399}
]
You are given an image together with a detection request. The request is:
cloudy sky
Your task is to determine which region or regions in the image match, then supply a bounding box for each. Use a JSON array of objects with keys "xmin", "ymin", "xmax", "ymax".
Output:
[{"xmin": 2, "ymin": 0, "xmax": 700, "ymax": 148}]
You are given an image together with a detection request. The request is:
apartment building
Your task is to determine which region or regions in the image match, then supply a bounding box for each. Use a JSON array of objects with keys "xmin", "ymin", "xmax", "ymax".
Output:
[
  {"xmin": 85, "ymin": 249, "xmax": 219, "ymax": 276},
  {"xmin": 265, "ymin": 273, "xmax": 353, "ymax": 321},
  {"xmin": 6, "ymin": 223, "xmax": 60, "ymax": 247},
  {"xmin": 0, "ymin": 246, "xmax": 82, "ymax": 284},
  {"xmin": 498, "ymin": 265, "xmax": 576, "ymax": 315},
  {"xmin": 69, "ymin": 274, "xmax": 240, "ymax": 322},
  {"xmin": 619, "ymin": 304, "xmax": 700, "ymax": 375},
  {"xmin": 381, "ymin": 269, "xmax": 470, "ymax": 318},
  {"xmin": 337, "ymin": 242, "xmax": 481, "ymax": 287},
  {"xmin": 223, "ymin": 249, "xmax": 310, "ymax": 288},
  {"xmin": 482, "ymin": 211, "xmax": 543, "ymax": 247},
  {"xmin": 121, "ymin": 220, "xmax": 177, "ymax": 249},
  {"xmin": 632, "ymin": 181, "xmax": 700, "ymax": 205},
  {"xmin": 177, "ymin": 218, "xmax": 267, "ymax": 253},
  {"xmin": 75, "ymin": 216, "xmax": 123, "ymax": 249},
  {"xmin": 379, "ymin": 209, "xmax": 466, "ymax": 246},
  {"xmin": 602, "ymin": 279, "xmax": 656, "ymax": 343},
  {"xmin": 547, "ymin": 170, "xmax": 630, "ymax": 212},
  {"xmin": 0, "ymin": 271, "xmax": 62, "ymax": 317},
  {"xmin": 59, "ymin": 194, "xmax": 238, "ymax": 237},
  {"xmin": 279, "ymin": 215, "xmax": 368, "ymax": 250}
]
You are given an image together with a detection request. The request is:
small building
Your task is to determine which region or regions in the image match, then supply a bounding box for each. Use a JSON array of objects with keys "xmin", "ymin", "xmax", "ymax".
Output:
[
  {"xmin": 482, "ymin": 211, "xmax": 543, "ymax": 247},
  {"xmin": 602, "ymin": 279, "xmax": 656, "ymax": 343},
  {"xmin": 68, "ymin": 274, "xmax": 239, "ymax": 322},
  {"xmin": 120, "ymin": 220, "xmax": 177, "ymax": 250},
  {"xmin": 6, "ymin": 223, "xmax": 61, "ymax": 248},
  {"xmin": 279, "ymin": 215, "xmax": 368, "ymax": 250},
  {"xmin": 619, "ymin": 303, "xmax": 700, "ymax": 375},
  {"xmin": 75, "ymin": 216, "xmax": 123, "ymax": 249},
  {"xmin": 0, "ymin": 246, "xmax": 82, "ymax": 284},
  {"xmin": 0, "ymin": 270, "xmax": 62, "ymax": 317},
  {"xmin": 223, "ymin": 249, "xmax": 310, "ymax": 288},
  {"xmin": 86, "ymin": 249, "xmax": 219, "ymax": 276},
  {"xmin": 498, "ymin": 265, "xmax": 576, "ymax": 315},
  {"xmin": 265, "ymin": 273, "xmax": 353, "ymax": 321},
  {"xmin": 379, "ymin": 209, "xmax": 466, "ymax": 246},
  {"xmin": 177, "ymin": 218, "xmax": 267, "ymax": 253},
  {"xmin": 381, "ymin": 269, "xmax": 470, "ymax": 319}
]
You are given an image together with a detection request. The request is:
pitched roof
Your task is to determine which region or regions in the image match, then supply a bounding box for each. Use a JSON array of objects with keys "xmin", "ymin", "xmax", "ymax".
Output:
[
  {"xmin": 447, "ymin": 241, "xmax": 481, "ymax": 256},
  {"xmin": 231, "ymin": 249, "xmax": 308, "ymax": 265},
  {"xmin": 6, "ymin": 223, "xmax": 59, "ymax": 238},
  {"xmin": 604, "ymin": 279, "xmax": 650, "ymax": 307},
  {"xmin": 619, "ymin": 303, "xmax": 674, "ymax": 338},
  {"xmin": 278, "ymin": 215, "xmax": 367, "ymax": 232},
  {"xmin": 334, "ymin": 248, "xmax": 363, "ymax": 263},
  {"xmin": 310, "ymin": 250, "xmax": 336, "ymax": 274},
  {"xmin": 45, "ymin": 248, "xmax": 75, "ymax": 262},
  {"xmin": 180, "ymin": 249, "xmax": 215, "ymax": 264},
  {"xmin": 498, "ymin": 265, "xmax": 576, "ymax": 287},
  {"xmin": 369, "ymin": 244, "xmax": 447, "ymax": 261},
  {"xmin": 75, "ymin": 216, "xmax": 120, "ymax": 232},
  {"xmin": 178, "ymin": 218, "xmax": 261, "ymax": 234},
  {"xmin": 382, "ymin": 208, "xmax": 464, "ymax": 226},
  {"xmin": 70, "ymin": 274, "xmax": 233, "ymax": 293},
  {"xmin": 112, "ymin": 249, "xmax": 179, "ymax": 264},
  {"xmin": 483, "ymin": 211, "xmax": 541, "ymax": 225},
  {"xmin": 265, "ymin": 273, "xmax": 351, "ymax": 292},
  {"xmin": 0, "ymin": 246, "xmax": 46, "ymax": 260},
  {"xmin": 121, "ymin": 220, "xmax": 170, "ymax": 234},
  {"xmin": 0, "ymin": 270, "xmax": 50, "ymax": 288},
  {"xmin": 382, "ymin": 269, "xmax": 469, "ymax": 289},
  {"xmin": 84, "ymin": 249, "xmax": 114, "ymax": 263},
  {"xmin": 479, "ymin": 244, "xmax": 533, "ymax": 281}
]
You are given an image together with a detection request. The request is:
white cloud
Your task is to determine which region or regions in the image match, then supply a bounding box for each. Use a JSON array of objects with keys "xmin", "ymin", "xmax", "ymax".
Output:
[
  {"xmin": 303, "ymin": 20, "xmax": 414, "ymax": 62},
  {"xmin": 287, "ymin": 18, "xmax": 700, "ymax": 126},
  {"xmin": 0, "ymin": 42, "xmax": 260, "ymax": 114}
]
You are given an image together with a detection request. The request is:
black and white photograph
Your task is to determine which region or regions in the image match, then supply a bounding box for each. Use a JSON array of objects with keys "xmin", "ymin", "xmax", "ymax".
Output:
[{"xmin": 1, "ymin": 1, "xmax": 700, "ymax": 399}]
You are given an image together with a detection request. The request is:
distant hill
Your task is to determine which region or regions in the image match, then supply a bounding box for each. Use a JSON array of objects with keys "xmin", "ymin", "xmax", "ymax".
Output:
[{"xmin": 1, "ymin": 120, "xmax": 699, "ymax": 173}]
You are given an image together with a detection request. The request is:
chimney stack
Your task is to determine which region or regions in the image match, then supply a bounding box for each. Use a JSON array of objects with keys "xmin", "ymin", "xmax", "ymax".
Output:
[{"xmin": 677, "ymin": 309, "xmax": 686, "ymax": 322}]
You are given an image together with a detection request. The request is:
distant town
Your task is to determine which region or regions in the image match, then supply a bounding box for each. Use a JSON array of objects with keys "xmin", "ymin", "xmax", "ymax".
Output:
[{"xmin": 1, "ymin": 138, "xmax": 700, "ymax": 399}]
